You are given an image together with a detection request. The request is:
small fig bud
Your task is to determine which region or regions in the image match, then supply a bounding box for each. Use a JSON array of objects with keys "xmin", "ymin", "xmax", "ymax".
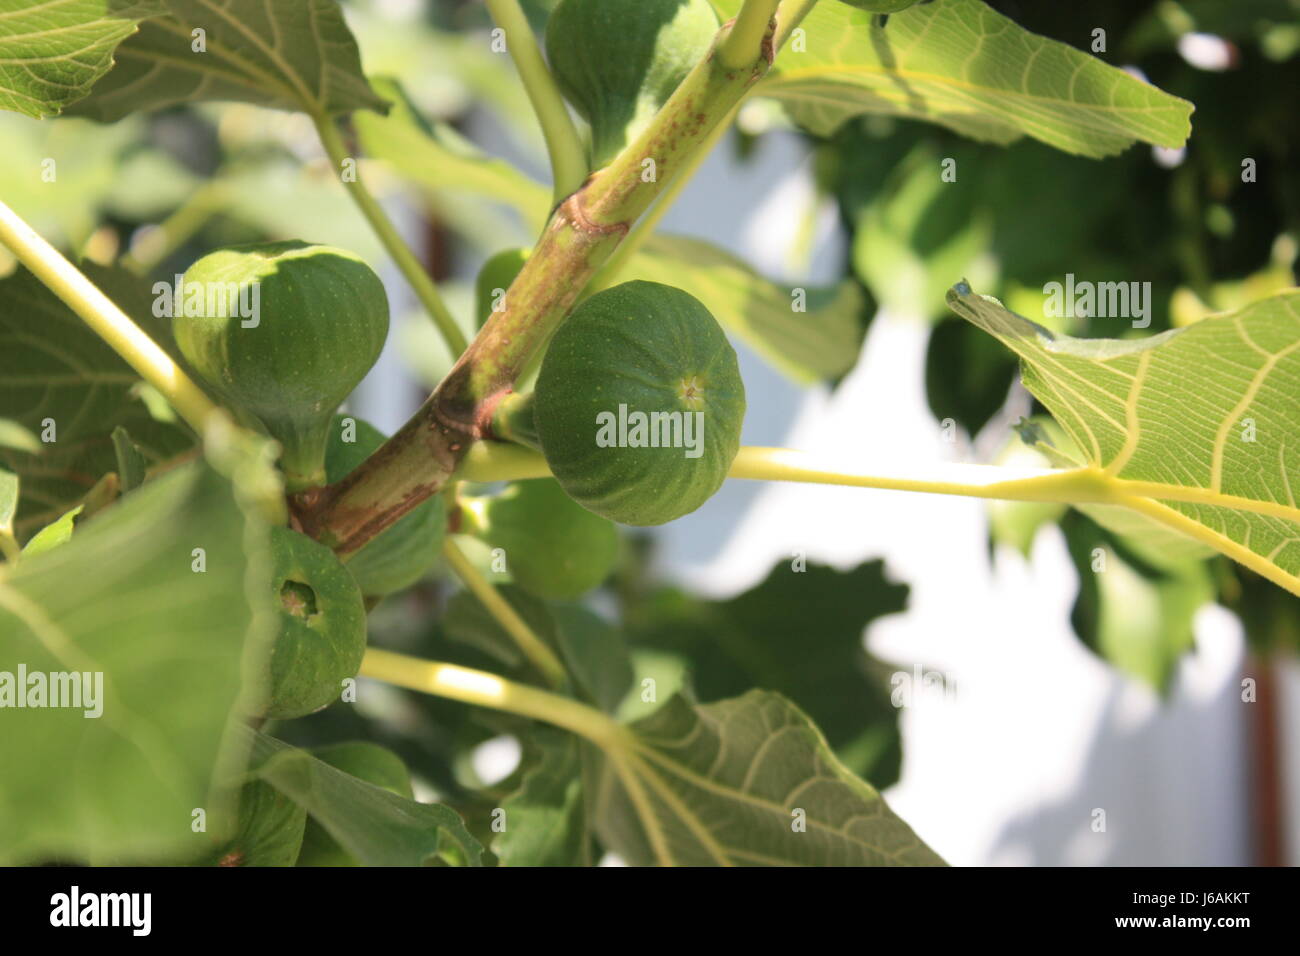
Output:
[{"xmin": 264, "ymin": 525, "xmax": 367, "ymax": 719}]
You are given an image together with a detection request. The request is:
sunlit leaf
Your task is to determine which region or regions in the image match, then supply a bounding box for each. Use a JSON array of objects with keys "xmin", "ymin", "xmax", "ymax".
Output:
[
  {"xmin": 713, "ymin": 0, "xmax": 1193, "ymax": 157},
  {"xmin": 0, "ymin": 0, "xmax": 165, "ymax": 118},
  {"xmin": 948, "ymin": 284, "xmax": 1300, "ymax": 597}
]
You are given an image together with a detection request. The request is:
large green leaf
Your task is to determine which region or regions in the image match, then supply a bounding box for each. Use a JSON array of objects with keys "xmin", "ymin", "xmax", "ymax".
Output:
[
  {"xmin": 715, "ymin": 0, "xmax": 1193, "ymax": 157},
  {"xmin": 69, "ymin": 0, "xmax": 387, "ymax": 121},
  {"xmin": 625, "ymin": 235, "xmax": 867, "ymax": 383},
  {"xmin": 0, "ymin": 266, "xmax": 196, "ymax": 539},
  {"xmin": 247, "ymin": 730, "xmax": 483, "ymax": 866},
  {"xmin": 0, "ymin": 449, "xmax": 274, "ymax": 864},
  {"xmin": 592, "ymin": 690, "xmax": 944, "ymax": 866},
  {"xmin": 626, "ymin": 560, "xmax": 907, "ymax": 785},
  {"xmin": 947, "ymin": 284, "xmax": 1300, "ymax": 597},
  {"xmin": 0, "ymin": 0, "xmax": 165, "ymax": 118}
]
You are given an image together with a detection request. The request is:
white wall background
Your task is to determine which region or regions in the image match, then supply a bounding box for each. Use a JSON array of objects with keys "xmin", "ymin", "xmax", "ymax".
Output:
[{"xmin": 355, "ymin": 113, "xmax": 1295, "ymax": 865}]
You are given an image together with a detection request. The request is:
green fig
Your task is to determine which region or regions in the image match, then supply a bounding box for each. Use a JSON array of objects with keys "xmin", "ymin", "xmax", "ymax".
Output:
[
  {"xmin": 324, "ymin": 415, "xmax": 446, "ymax": 597},
  {"xmin": 173, "ymin": 241, "xmax": 389, "ymax": 491},
  {"xmin": 461, "ymin": 478, "xmax": 619, "ymax": 600},
  {"xmin": 534, "ymin": 280, "xmax": 745, "ymax": 525},
  {"xmin": 545, "ymin": 0, "xmax": 719, "ymax": 167},
  {"xmin": 265, "ymin": 525, "xmax": 367, "ymax": 719}
]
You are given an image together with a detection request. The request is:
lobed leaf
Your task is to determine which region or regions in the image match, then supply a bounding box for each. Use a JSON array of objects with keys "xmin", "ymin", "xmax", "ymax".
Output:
[
  {"xmin": 0, "ymin": 0, "xmax": 165, "ymax": 118},
  {"xmin": 948, "ymin": 284, "xmax": 1300, "ymax": 597},
  {"xmin": 713, "ymin": 0, "xmax": 1193, "ymax": 157},
  {"xmin": 0, "ymin": 266, "xmax": 196, "ymax": 540},
  {"xmin": 68, "ymin": 0, "xmax": 387, "ymax": 121},
  {"xmin": 0, "ymin": 451, "xmax": 274, "ymax": 864},
  {"xmin": 626, "ymin": 560, "xmax": 907, "ymax": 785},
  {"xmin": 593, "ymin": 690, "xmax": 945, "ymax": 866}
]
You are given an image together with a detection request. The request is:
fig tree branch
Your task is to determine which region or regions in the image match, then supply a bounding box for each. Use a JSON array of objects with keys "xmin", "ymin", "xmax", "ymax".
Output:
[
  {"xmin": 586, "ymin": 102, "xmax": 741, "ymax": 296},
  {"xmin": 721, "ymin": 0, "xmax": 782, "ymax": 70},
  {"xmin": 297, "ymin": 15, "xmax": 778, "ymax": 555}
]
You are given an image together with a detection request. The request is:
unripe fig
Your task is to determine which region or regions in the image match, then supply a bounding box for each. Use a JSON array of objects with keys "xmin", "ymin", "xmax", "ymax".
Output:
[
  {"xmin": 534, "ymin": 281, "xmax": 745, "ymax": 525},
  {"xmin": 324, "ymin": 415, "xmax": 446, "ymax": 597},
  {"xmin": 461, "ymin": 478, "xmax": 619, "ymax": 600},
  {"xmin": 173, "ymin": 241, "xmax": 389, "ymax": 491},
  {"xmin": 265, "ymin": 525, "xmax": 367, "ymax": 719},
  {"xmin": 545, "ymin": 0, "xmax": 719, "ymax": 167}
]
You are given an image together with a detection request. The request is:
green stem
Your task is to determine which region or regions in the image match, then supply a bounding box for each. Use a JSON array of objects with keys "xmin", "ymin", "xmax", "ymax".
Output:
[
  {"xmin": 720, "ymin": 0, "xmax": 782, "ymax": 70},
  {"xmin": 0, "ymin": 199, "xmax": 219, "ymax": 433},
  {"xmin": 775, "ymin": 0, "xmax": 821, "ymax": 48},
  {"xmin": 453, "ymin": 440, "xmax": 1300, "ymax": 597},
  {"xmin": 442, "ymin": 537, "xmax": 566, "ymax": 688},
  {"xmin": 360, "ymin": 648, "xmax": 623, "ymax": 747},
  {"xmin": 457, "ymin": 441, "xmax": 1092, "ymax": 500},
  {"xmin": 484, "ymin": 0, "xmax": 588, "ymax": 202},
  {"xmin": 312, "ymin": 113, "xmax": 468, "ymax": 356}
]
